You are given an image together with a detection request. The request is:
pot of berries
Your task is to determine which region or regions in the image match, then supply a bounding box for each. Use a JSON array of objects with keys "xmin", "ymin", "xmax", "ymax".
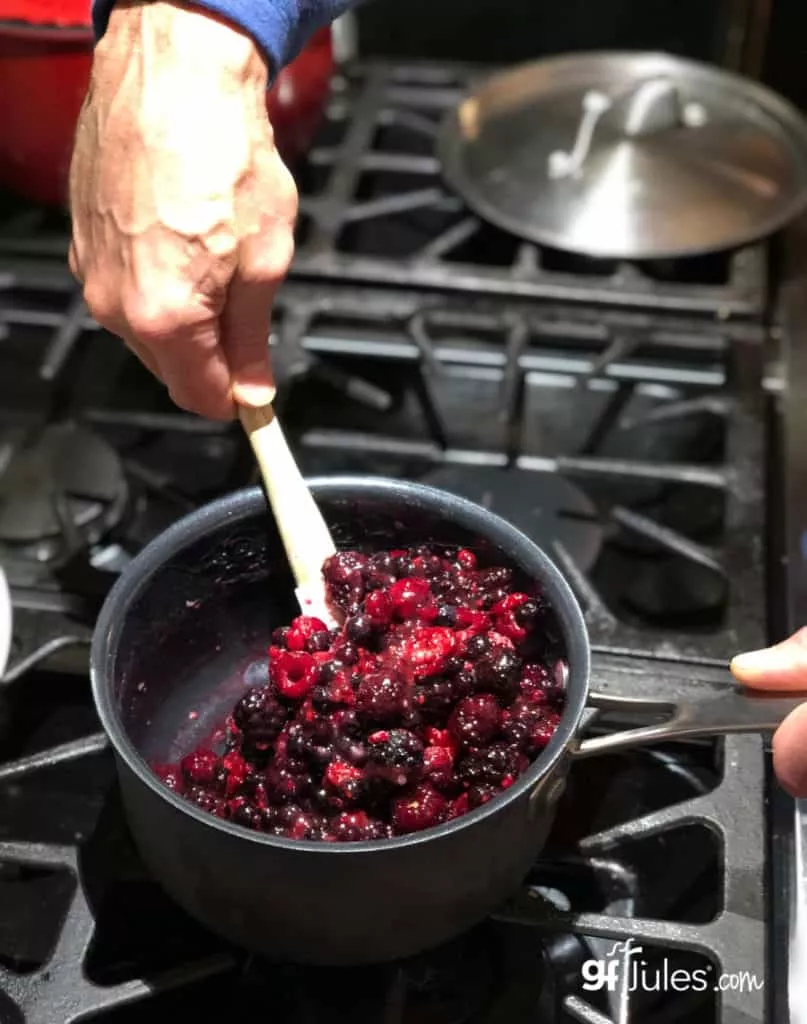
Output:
[{"xmin": 90, "ymin": 477, "xmax": 804, "ymax": 965}]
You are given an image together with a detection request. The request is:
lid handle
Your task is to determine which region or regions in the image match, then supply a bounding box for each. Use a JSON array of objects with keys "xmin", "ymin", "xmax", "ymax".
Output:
[
  {"xmin": 621, "ymin": 77, "xmax": 681, "ymax": 136},
  {"xmin": 548, "ymin": 89, "xmax": 611, "ymax": 179},
  {"xmin": 548, "ymin": 77, "xmax": 707, "ymax": 180}
]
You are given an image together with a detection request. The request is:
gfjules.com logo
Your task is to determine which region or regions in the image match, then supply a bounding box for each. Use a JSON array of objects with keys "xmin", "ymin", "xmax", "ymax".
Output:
[{"xmin": 581, "ymin": 940, "xmax": 764, "ymax": 994}]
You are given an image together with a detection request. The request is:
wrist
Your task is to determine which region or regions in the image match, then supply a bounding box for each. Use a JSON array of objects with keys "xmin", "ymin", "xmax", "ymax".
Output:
[{"xmin": 100, "ymin": 1, "xmax": 269, "ymax": 92}]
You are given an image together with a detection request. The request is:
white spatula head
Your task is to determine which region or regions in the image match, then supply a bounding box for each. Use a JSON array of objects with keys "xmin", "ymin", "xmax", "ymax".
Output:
[{"xmin": 239, "ymin": 404, "xmax": 340, "ymax": 629}]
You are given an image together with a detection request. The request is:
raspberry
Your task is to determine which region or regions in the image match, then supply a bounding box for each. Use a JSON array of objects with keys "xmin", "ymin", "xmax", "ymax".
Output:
[
  {"xmin": 153, "ymin": 764, "xmax": 183, "ymax": 793},
  {"xmin": 271, "ymin": 650, "xmax": 320, "ymax": 700},
  {"xmin": 388, "ymin": 577, "xmax": 432, "ymax": 618},
  {"xmin": 180, "ymin": 750, "xmax": 219, "ymax": 789},
  {"xmin": 394, "ymin": 626, "xmax": 458, "ymax": 680},
  {"xmin": 392, "ymin": 783, "xmax": 447, "ymax": 834},
  {"xmin": 422, "ymin": 745, "xmax": 455, "ymax": 789},
  {"xmin": 286, "ymin": 616, "xmax": 329, "ymax": 652},
  {"xmin": 324, "ymin": 758, "xmax": 365, "ymax": 802},
  {"xmin": 456, "ymin": 549, "xmax": 477, "ymax": 570},
  {"xmin": 220, "ymin": 751, "xmax": 250, "ymax": 796},
  {"xmin": 364, "ymin": 590, "xmax": 392, "ymax": 625}
]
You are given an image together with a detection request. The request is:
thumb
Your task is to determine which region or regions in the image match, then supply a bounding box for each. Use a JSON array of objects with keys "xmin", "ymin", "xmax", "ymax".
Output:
[
  {"xmin": 730, "ymin": 626, "xmax": 807, "ymax": 690},
  {"xmin": 773, "ymin": 702, "xmax": 807, "ymax": 796},
  {"xmin": 222, "ymin": 254, "xmax": 278, "ymax": 409}
]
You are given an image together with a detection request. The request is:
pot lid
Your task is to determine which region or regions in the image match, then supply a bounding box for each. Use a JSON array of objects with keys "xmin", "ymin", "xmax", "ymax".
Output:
[{"xmin": 438, "ymin": 52, "xmax": 807, "ymax": 260}]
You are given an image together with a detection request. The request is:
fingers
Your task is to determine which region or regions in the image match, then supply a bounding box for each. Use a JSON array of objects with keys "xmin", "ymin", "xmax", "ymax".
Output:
[
  {"xmin": 136, "ymin": 314, "xmax": 235, "ymax": 421},
  {"xmin": 773, "ymin": 702, "xmax": 807, "ymax": 796},
  {"xmin": 730, "ymin": 626, "xmax": 807, "ymax": 690},
  {"xmin": 221, "ymin": 249, "xmax": 278, "ymax": 409},
  {"xmin": 221, "ymin": 211, "xmax": 296, "ymax": 409},
  {"xmin": 732, "ymin": 628, "xmax": 807, "ymax": 796}
]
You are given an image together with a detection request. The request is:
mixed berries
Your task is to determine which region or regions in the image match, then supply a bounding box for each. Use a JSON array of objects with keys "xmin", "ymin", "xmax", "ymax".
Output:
[{"xmin": 152, "ymin": 545, "xmax": 566, "ymax": 842}]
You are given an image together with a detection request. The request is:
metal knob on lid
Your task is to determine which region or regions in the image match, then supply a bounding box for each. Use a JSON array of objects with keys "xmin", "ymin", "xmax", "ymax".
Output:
[{"xmin": 439, "ymin": 52, "xmax": 807, "ymax": 260}]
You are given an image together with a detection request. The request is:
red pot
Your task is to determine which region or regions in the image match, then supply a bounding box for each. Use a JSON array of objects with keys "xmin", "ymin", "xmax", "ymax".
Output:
[{"xmin": 0, "ymin": 19, "xmax": 333, "ymax": 207}]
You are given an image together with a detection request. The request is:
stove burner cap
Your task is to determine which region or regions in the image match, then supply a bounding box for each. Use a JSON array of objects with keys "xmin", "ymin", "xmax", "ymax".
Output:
[
  {"xmin": 0, "ymin": 423, "xmax": 128, "ymax": 546},
  {"xmin": 423, "ymin": 466, "xmax": 603, "ymax": 573}
]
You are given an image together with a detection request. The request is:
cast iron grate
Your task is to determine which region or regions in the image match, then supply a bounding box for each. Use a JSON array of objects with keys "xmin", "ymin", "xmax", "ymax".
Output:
[
  {"xmin": 0, "ymin": 657, "xmax": 765, "ymax": 1024},
  {"xmin": 0, "ymin": 267, "xmax": 768, "ymax": 672}
]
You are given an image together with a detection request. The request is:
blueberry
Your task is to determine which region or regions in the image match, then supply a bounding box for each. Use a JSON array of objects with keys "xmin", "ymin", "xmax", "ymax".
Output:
[
  {"xmin": 346, "ymin": 614, "xmax": 376, "ymax": 644},
  {"xmin": 370, "ymin": 551, "xmax": 400, "ymax": 576},
  {"xmin": 305, "ymin": 630, "xmax": 332, "ymax": 653},
  {"xmin": 435, "ymin": 604, "xmax": 458, "ymax": 627},
  {"xmin": 243, "ymin": 659, "xmax": 270, "ymax": 688},
  {"xmin": 334, "ymin": 641, "xmax": 359, "ymax": 666},
  {"xmin": 514, "ymin": 599, "xmax": 541, "ymax": 626},
  {"xmin": 271, "ymin": 626, "xmax": 291, "ymax": 648},
  {"xmin": 229, "ymin": 799, "xmax": 264, "ymax": 831},
  {"xmin": 465, "ymin": 634, "xmax": 492, "ymax": 660},
  {"xmin": 456, "ymin": 742, "xmax": 525, "ymax": 787},
  {"xmin": 474, "ymin": 650, "xmax": 522, "ymax": 696},
  {"xmin": 330, "ymin": 811, "xmax": 389, "ymax": 842}
]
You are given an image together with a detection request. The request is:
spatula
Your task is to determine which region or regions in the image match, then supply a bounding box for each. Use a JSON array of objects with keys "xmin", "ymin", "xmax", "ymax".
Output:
[{"xmin": 238, "ymin": 403, "xmax": 339, "ymax": 628}]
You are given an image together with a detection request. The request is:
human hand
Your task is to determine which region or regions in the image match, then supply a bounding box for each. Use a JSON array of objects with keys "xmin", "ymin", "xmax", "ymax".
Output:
[
  {"xmin": 731, "ymin": 629, "xmax": 807, "ymax": 796},
  {"xmin": 69, "ymin": 1, "xmax": 297, "ymax": 419}
]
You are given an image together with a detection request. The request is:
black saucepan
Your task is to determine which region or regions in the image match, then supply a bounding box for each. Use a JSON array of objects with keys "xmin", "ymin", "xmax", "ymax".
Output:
[{"xmin": 90, "ymin": 478, "xmax": 804, "ymax": 965}]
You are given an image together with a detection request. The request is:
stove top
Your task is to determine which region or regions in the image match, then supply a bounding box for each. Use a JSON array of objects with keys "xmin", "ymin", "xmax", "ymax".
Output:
[
  {"xmin": 0, "ymin": 58, "xmax": 790, "ymax": 1024},
  {"xmin": 0, "ymin": 661, "xmax": 766, "ymax": 1024}
]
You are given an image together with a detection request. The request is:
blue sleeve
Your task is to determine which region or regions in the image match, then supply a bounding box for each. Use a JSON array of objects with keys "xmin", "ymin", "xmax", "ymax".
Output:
[{"xmin": 92, "ymin": 0, "xmax": 356, "ymax": 74}]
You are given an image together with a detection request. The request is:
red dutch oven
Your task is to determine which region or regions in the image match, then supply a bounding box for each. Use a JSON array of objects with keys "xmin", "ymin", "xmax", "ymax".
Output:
[{"xmin": 0, "ymin": 1, "xmax": 334, "ymax": 207}]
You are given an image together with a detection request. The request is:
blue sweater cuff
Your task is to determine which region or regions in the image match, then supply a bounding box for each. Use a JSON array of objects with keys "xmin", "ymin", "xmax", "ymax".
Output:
[{"xmin": 92, "ymin": 0, "xmax": 348, "ymax": 73}]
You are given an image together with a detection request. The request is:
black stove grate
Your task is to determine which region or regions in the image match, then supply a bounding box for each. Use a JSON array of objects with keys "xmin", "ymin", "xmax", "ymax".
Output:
[
  {"xmin": 291, "ymin": 62, "xmax": 768, "ymax": 320},
  {"xmin": 0, "ymin": 270, "xmax": 770, "ymax": 672},
  {"xmin": 0, "ymin": 658, "xmax": 765, "ymax": 1024}
]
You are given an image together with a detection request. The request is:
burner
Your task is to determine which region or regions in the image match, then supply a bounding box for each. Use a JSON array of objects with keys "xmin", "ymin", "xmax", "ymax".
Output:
[
  {"xmin": 422, "ymin": 467, "xmax": 603, "ymax": 573},
  {"xmin": 0, "ymin": 423, "xmax": 128, "ymax": 551}
]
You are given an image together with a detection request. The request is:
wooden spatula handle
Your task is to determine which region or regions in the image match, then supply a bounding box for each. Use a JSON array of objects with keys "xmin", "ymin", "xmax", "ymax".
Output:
[{"xmin": 239, "ymin": 404, "xmax": 336, "ymax": 598}]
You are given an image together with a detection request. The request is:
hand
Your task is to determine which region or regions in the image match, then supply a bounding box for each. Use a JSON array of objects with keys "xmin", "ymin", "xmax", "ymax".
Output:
[
  {"xmin": 69, "ymin": 1, "xmax": 297, "ymax": 419},
  {"xmin": 731, "ymin": 629, "xmax": 807, "ymax": 796}
]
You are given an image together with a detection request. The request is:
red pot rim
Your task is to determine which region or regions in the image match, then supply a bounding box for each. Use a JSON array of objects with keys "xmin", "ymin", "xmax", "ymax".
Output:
[{"xmin": 0, "ymin": 19, "xmax": 93, "ymax": 42}]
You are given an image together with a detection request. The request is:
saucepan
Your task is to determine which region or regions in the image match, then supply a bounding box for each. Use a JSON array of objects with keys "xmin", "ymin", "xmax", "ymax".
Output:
[{"xmin": 90, "ymin": 477, "xmax": 803, "ymax": 965}]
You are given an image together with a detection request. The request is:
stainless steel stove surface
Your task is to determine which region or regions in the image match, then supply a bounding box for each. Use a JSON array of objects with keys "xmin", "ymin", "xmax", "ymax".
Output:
[{"xmin": 0, "ymin": 60, "xmax": 790, "ymax": 1024}]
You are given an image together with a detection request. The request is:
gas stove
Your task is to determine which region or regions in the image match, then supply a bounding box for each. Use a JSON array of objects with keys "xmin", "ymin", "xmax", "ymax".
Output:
[{"xmin": 0, "ymin": 59, "xmax": 795, "ymax": 1024}]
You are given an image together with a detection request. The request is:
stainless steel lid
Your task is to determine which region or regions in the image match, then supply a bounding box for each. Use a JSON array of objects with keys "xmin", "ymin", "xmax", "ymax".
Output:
[{"xmin": 439, "ymin": 52, "xmax": 807, "ymax": 259}]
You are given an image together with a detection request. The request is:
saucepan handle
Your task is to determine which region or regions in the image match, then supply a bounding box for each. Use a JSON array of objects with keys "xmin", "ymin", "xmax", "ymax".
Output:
[{"xmin": 572, "ymin": 687, "xmax": 806, "ymax": 759}]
